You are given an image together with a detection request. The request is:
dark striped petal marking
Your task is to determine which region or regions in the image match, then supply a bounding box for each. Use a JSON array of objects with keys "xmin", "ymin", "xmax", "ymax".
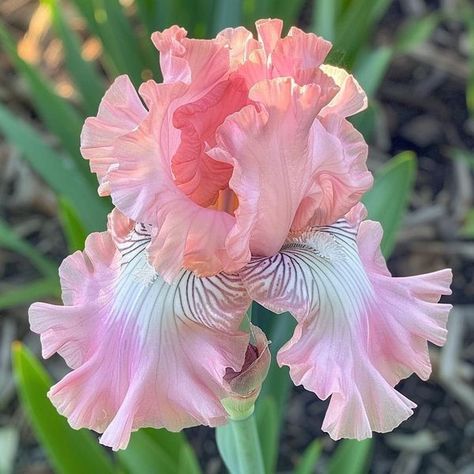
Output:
[{"xmin": 240, "ymin": 218, "xmax": 452, "ymax": 440}]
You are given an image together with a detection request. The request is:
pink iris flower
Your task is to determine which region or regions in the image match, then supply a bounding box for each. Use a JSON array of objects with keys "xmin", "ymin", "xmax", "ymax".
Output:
[{"xmin": 29, "ymin": 19, "xmax": 452, "ymax": 451}]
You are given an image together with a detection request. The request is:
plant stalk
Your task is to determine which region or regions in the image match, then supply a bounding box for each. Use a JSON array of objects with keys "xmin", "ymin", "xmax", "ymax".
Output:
[{"xmin": 230, "ymin": 413, "xmax": 265, "ymax": 474}]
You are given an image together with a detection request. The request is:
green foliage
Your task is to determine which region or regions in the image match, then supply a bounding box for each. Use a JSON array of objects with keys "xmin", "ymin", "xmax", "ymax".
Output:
[
  {"xmin": 294, "ymin": 440, "xmax": 322, "ymax": 474},
  {"xmin": 0, "ymin": 217, "xmax": 60, "ymax": 308},
  {"xmin": 363, "ymin": 152, "xmax": 417, "ymax": 257},
  {"xmin": 0, "ymin": 217, "xmax": 57, "ymax": 279},
  {"xmin": 312, "ymin": 0, "xmax": 392, "ymax": 69},
  {"xmin": 58, "ymin": 197, "xmax": 88, "ymax": 252},
  {"xmin": 395, "ymin": 13, "xmax": 441, "ymax": 54},
  {"xmin": 328, "ymin": 439, "xmax": 373, "ymax": 474},
  {"xmin": 42, "ymin": 0, "xmax": 105, "ymax": 115},
  {"xmin": 118, "ymin": 429, "xmax": 202, "ymax": 474},
  {"xmin": 12, "ymin": 343, "xmax": 115, "ymax": 474},
  {"xmin": 0, "ymin": 20, "xmax": 85, "ymax": 171},
  {"xmin": 0, "ymin": 104, "xmax": 110, "ymax": 232},
  {"xmin": 0, "ymin": 279, "xmax": 59, "ymax": 311},
  {"xmin": 256, "ymin": 397, "xmax": 279, "ymax": 473}
]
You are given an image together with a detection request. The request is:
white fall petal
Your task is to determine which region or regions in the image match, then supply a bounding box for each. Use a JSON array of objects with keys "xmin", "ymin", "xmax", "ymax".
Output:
[
  {"xmin": 240, "ymin": 216, "xmax": 452, "ymax": 440},
  {"xmin": 29, "ymin": 222, "xmax": 251, "ymax": 450}
]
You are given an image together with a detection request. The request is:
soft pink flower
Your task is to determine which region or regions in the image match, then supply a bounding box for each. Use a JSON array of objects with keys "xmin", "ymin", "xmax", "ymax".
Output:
[
  {"xmin": 30, "ymin": 19, "xmax": 452, "ymax": 449},
  {"xmin": 80, "ymin": 19, "xmax": 372, "ymax": 281}
]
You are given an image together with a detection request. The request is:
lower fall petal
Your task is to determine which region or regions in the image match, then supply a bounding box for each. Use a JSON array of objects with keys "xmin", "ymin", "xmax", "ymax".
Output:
[
  {"xmin": 240, "ymin": 217, "xmax": 452, "ymax": 440},
  {"xmin": 29, "ymin": 224, "xmax": 251, "ymax": 451}
]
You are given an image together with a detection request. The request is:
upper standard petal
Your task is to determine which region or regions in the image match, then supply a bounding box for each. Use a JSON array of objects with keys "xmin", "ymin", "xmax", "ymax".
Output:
[{"xmin": 209, "ymin": 77, "xmax": 371, "ymax": 263}]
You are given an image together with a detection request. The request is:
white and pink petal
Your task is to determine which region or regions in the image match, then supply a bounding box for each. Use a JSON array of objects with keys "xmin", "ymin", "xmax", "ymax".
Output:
[
  {"xmin": 240, "ymin": 218, "xmax": 452, "ymax": 440},
  {"xmin": 29, "ymin": 223, "xmax": 251, "ymax": 450},
  {"xmin": 320, "ymin": 64, "xmax": 368, "ymax": 118}
]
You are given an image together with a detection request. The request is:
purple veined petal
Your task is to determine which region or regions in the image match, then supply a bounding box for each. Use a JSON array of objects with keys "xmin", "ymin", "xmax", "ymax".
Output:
[
  {"xmin": 240, "ymin": 215, "xmax": 452, "ymax": 440},
  {"xmin": 29, "ymin": 222, "xmax": 251, "ymax": 451}
]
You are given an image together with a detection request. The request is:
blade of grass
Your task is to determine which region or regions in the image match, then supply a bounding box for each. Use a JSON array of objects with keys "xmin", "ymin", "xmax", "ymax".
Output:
[
  {"xmin": 0, "ymin": 20, "xmax": 87, "ymax": 173},
  {"xmin": 0, "ymin": 104, "xmax": 110, "ymax": 232},
  {"xmin": 312, "ymin": 0, "xmax": 336, "ymax": 40},
  {"xmin": 294, "ymin": 439, "xmax": 322, "ymax": 474},
  {"xmin": 58, "ymin": 197, "xmax": 88, "ymax": 252},
  {"xmin": 118, "ymin": 430, "xmax": 181, "ymax": 474},
  {"xmin": 0, "ymin": 217, "xmax": 57, "ymax": 278},
  {"xmin": 42, "ymin": 0, "xmax": 105, "ymax": 115},
  {"xmin": 244, "ymin": 0, "xmax": 273, "ymax": 25},
  {"xmin": 395, "ymin": 13, "xmax": 441, "ymax": 54},
  {"xmin": 212, "ymin": 0, "xmax": 242, "ymax": 34},
  {"xmin": 273, "ymin": 0, "xmax": 306, "ymax": 28},
  {"xmin": 119, "ymin": 428, "xmax": 202, "ymax": 474},
  {"xmin": 331, "ymin": 0, "xmax": 392, "ymax": 67},
  {"xmin": 134, "ymin": 0, "xmax": 164, "ymax": 34},
  {"xmin": 70, "ymin": 0, "xmax": 156, "ymax": 84},
  {"xmin": 363, "ymin": 152, "xmax": 417, "ymax": 257},
  {"xmin": 255, "ymin": 397, "xmax": 278, "ymax": 474},
  {"xmin": 328, "ymin": 439, "xmax": 373, "ymax": 474},
  {"xmin": 0, "ymin": 278, "xmax": 59, "ymax": 311},
  {"xmin": 177, "ymin": 444, "xmax": 202, "ymax": 474},
  {"xmin": 12, "ymin": 343, "xmax": 115, "ymax": 474},
  {"xmin": 353, "ymin": 47, "xmax": 393, "ymax": 98}
]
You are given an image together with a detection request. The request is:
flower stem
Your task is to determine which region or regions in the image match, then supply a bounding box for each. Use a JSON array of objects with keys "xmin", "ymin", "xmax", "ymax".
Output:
[{"xmin": 230, "ymin": 413, "xmax": 265, "ymax": 474}]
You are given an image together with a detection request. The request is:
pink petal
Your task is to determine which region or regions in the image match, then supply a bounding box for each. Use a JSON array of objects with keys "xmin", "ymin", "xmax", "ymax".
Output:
[
  {"xmin": 87, "ymin": 81, "xmax": 242, "ymax": 280},
  {"xmin": 240, "ymin": 218, "xmax": 452, "ymax": 440},
  {"xmin": 271, "ymin": 27, "xmax": 332, "ymax": 84},
  {"xmin": 210, "ymin": 78, "xmax": 322, "ymax": 261},
  {"xmin": 80, "ymin": 76, "xmax": 147, "ymax": 196},
  {"xmin": 172, "ymin": 77, "xmax": 249, "ymax": 206},
  {"xmin": 292, "ymin": 114, "xmax": 373, "ymax": 229},
  {"xmin": 216, "ymin": 26, "xmax": 259, "ymax": 69},
  {"xmin": 357, "ymin": 220, "xmax": 453, "ymax": 384},
  {"xmin": 209, "ymin": 77, "xmax": 371, "ymax": 262},
  {"xmin": 255, "ymin": 18, "xmax": 283, "ymax": 55},
  {"xmin": 146, "ymin": 195, "xmax": 240, "ymax": 281},
  {"xmin": 235, "ymin": 20, "xmax": 333, "ymax": 88},
  {"xmin": 152, "ymin": 25, "xmax": 229, "ymax": 91},
  {"xmin": 29, "ymin": 223, "xmax": 251, "ymax": 450},
  {"xmin": 320, "ymin": 65, "xmax": 368, "ymax": 118}
]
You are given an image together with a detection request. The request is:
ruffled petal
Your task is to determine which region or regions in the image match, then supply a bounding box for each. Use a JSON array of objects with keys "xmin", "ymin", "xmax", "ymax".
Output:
[
  {"xmin": 29, "ymin": 222, "xmax": 250, "ymax": 450},
  {"xmin": 216, "ymin": 26, "xmax": 259, "ymax": 69},
  {"xmin": 255, "ymin": 18, "xmax": 283, "ymax": 55},
  {"xmin": 80, "ymin": 75, "xmax": 147, "ymax": 195},
  {"xmin": 210, "ymin": 77, "xmax": 323, "ymax": 261},
  {"xmin": 172, "ymin": 77, "xmax": 249, "ymax": 206},
  {"xmin": 209, "ymin": 77, "xmax": 371, "ymax": 262},
  {"xmin": 86, "ymin": 81, "xmax": 241, "ymax": 280},
  {"xmin": 292, "ymin": 114, "xmax": 373, "ymax": 229},
  {"xmin": 320, "ymin": 65, "xmax": 367, "ymax": 118},
  {"xmin": 152, "ymin": 25, "xmax": 229, "ymax": 91},
  {"xmin": 235, "ymin": 20, "xmax": 333, "ymax": 88},
  {"xmin": 271, "ymin": 27, "xmax": 332, "ymax": 84},
  {"xmin": 240, "ymin": 218, "xmax": 452, "ymax": 440},
  {"xmin": 146, "ymin": 195, "xmax": 240, "ymax": 281}
]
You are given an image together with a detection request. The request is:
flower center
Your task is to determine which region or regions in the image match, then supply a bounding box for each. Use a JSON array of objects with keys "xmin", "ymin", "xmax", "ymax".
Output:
[{"xmin": 210, "ymin": 188, "xmax": 239, "ymax": 215}]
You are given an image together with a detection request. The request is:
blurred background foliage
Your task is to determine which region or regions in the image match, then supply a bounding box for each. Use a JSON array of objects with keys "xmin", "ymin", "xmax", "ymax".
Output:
[{"xmin": 0, "ymin": 0, "xmax": 473, "ymax": 473}]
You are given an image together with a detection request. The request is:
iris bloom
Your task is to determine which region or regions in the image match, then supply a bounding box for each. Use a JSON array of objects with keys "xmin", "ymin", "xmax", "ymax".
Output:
[{"xmin": 29, "ymin": 19, "xmax": 452, "ymax": 451}]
